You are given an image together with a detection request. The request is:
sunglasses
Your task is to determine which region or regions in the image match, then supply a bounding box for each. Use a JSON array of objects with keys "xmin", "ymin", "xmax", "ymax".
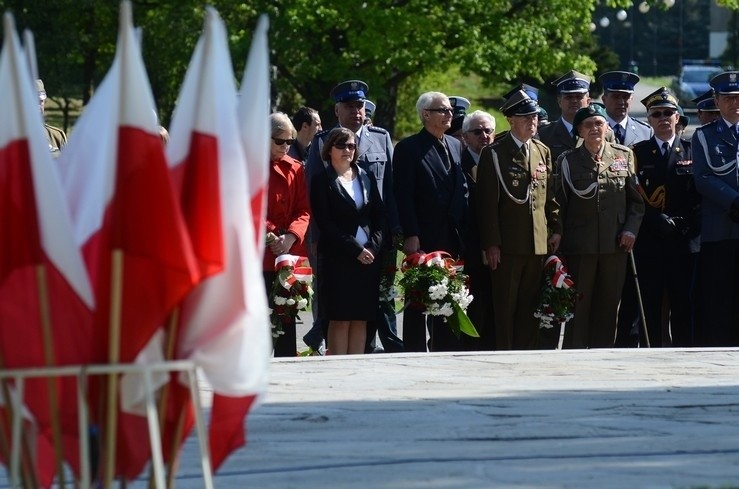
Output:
[
  {"xmin": 334, "ymin": 142, "xmax": 357, "ymax": 151},
  {"xmin": 272, "ymin": 137, "xmax": 295, "ymax": 146},
  {"xmin": 648, "ymin": 110, "xmax": 676, "ymax": 119},
  {"xmin": 425, "ymin": 107, "xmax": 454, "ymax": 115},
  {"xmin": 469, "ymin": 128, "xmax": 493, "ymax": 136}
]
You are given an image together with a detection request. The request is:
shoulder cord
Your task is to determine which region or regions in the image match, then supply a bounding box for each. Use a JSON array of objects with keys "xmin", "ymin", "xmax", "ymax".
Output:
[
  {"xmin": 560, "ymin": 154, "xmax": 598, "ymax": 200},
  {"xmin": 695, "ymin": 129, "xmax": 737, "ymax": 176},
  {"xmin": 492, "ymin": 151, "xmax": 530, "ymax": 205}
]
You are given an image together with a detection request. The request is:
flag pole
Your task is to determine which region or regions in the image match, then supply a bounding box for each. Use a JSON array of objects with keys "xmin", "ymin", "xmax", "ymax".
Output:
[
  {"xmin": 0, "ymin": 355, "xmax": 37, "ymax": 489},
  {"xmin": 104, "ymin": 249, "xmax": 124, "ymax": 488},
  {"xmin": 35, "ymin": 265, "xmax": 66, "ymax": 488}
]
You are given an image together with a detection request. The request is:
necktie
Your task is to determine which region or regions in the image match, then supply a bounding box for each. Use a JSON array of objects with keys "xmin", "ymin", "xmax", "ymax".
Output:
[
  {"xmin": 613, "ymin": 124, "xmax": 624, "ymax": 145},
  {"xmin": 570, "ymin": 129, "xmax": 577, "ymax": 142},
  {"xmin": 436, "ymin": 140, "xmax": 451, "ymax": 171},
  {"xmin": 662, "ymin": 141, "xmax": 669, "ymax": 155},
  {"xmin": 520, "ymin": 143, "xmax": 528, "ymax": 160}
]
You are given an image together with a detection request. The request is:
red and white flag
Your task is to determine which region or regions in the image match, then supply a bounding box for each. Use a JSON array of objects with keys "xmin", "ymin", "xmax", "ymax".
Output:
[
  {"xmin": 238, "ymin": 15, "xmax": 271, "ymax": 255},
  {"xmin": 56, "ymin": 1, "xmax": 199, "ymax": 479},
  {"xmin": 0, "ymin": 12, "xmax": 94, "ymax": 486},
  {"xmin": 167, "ymin": 8, "xmax": 271, "ymax": 471}
]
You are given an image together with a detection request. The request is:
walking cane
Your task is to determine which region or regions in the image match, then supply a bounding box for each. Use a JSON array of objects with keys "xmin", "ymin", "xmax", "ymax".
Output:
[{"xmin": 629, "ymin": 250, "xmax": 650, "ymax": 348}]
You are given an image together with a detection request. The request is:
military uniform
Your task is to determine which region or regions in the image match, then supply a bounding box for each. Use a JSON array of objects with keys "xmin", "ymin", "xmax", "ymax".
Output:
[
  {"xmin": 538, "ymin": 120, "xmax": 577, "ymax": 162},
  {"xmin": 692, "ymin": 72, "xmax": 739, "ymax": 345},
  {"xmin": 477, "ymin": 91, "xmax": 561, "ymax": 350},
  {"xmin": 624, "ymin": 136, "xmax": 699, "ymax": 346},
  {"xmin": 45, "ymin": 123, "xmax": 67, "ymax": 156},
  {"xmin": 555, "ymin": 139, "xmax": 644, "ymax": 348}
]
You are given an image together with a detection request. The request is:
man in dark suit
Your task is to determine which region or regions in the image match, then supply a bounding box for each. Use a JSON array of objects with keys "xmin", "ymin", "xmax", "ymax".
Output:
[
  {"xmin": 305, "ymin": 80, "xmax": 403, "ymax": 353},
  {"xmin": 477, "ymin": 91, "xmax": 562, "ymax": 350},
  {"xmin": 288, "ymin": 106, "xmax": 322, "ymax": 165},
  {"xmin": 393, "ymin": 91, "xmax": 468, "ymax": 351},
  {"xmin": 692, "ymin": 71, "xmax": 739, "ymax": 346},
  {"xmin": 539, "ymin": 71, "xmax": 592, "ymax": 162},
  {"xmin": 460, "ymin": 109, "xmax": 496, "ymax": 349},
  {"xmin": 621, "ymin": 88, "xmax": 700, "ymax": 347},
  {"xmin": 599, "ymin": 71, "xmax": 653, "ymax": 147}
]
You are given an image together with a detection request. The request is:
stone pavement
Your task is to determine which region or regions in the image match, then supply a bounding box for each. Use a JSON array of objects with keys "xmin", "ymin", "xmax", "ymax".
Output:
[{"xmin": 169, "ymin": 348, "xmax": 739, "ymax": 489}]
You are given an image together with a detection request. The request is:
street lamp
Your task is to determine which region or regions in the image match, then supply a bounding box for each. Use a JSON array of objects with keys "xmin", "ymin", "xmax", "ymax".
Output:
[{"xmin": 638, "ymin": 2, "xmax": 650, "ymax": 14}]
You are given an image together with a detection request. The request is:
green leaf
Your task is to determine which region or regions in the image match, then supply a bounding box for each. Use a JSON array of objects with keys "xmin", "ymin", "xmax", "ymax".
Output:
[{"xmin": 450, "ymin": 303, "xmax": 479, "ymax": 338}]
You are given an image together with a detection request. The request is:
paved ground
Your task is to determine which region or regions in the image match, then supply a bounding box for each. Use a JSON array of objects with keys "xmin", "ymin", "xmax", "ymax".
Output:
[{"xmin": 164, "ymin": 348, "xmax": 739, "ymax": 489}]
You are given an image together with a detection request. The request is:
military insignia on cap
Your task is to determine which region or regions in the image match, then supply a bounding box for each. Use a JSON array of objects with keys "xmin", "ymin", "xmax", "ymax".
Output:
[{"xmin": 640, "ymin": 86, "xmax": 678, "ymax": 109}]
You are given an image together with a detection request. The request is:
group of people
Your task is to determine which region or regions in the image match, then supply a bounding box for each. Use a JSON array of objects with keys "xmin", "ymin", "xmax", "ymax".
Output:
[{"xmin": 260, "ymin": 70, "xmax": 739, "ymax": 356}]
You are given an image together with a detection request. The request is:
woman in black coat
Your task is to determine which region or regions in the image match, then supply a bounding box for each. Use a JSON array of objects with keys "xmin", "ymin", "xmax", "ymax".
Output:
[{"xmin": 310, "ymin": 127, "xmax": 386, "ymax": 354}]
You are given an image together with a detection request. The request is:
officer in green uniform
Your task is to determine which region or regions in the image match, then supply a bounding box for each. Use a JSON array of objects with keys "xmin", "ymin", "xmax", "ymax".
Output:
[
  {"xmin": 477, "ymin": 90, "xmax": 562, "ymax": 350},
  {"xmin": 555, "ymin": 104, "xmax": 644, "ymax": 349},
  {"xmin": 37, "ymin": 79, "xmax": 67, "ymax": 156}
]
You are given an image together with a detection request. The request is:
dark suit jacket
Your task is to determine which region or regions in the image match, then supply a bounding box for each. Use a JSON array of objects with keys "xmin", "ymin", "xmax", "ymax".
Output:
[
  {"xmin": 538, "ymin": 119, "xmax": 576, "ymax": 163},
  {"xmin": 632, "ymin": 137, "xmax": 700, "ymax": 256},
  {"xmin": 310, "ymin": 163, "xmax": 385, "ymax": 259},
  {"xmin": 393, "ymin": 128, "xmax": 468, "ymax": 256}
]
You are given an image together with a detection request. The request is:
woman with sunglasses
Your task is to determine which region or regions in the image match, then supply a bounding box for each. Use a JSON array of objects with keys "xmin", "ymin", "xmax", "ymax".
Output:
[
  {"xmin": 310, "ymin": 127, "xmax": 386, "ymax": 355},
  {"xmin": 265, "ymin": 112, "xmax": 311, "ymax": 357}
]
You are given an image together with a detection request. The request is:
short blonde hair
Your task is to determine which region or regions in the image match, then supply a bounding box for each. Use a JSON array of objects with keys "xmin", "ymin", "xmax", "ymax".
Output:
[{"xmin": 270, "ymin": 112, "xmax": 297, "ymax": 138}]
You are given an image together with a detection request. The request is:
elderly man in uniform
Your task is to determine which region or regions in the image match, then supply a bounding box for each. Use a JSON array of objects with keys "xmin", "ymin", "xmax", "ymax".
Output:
[
  {"xmin": 555, "ymin": 104, "xmax": 644, "ymax": 349},
  {"xmin": 37, "ymin": 79, "xmax": 67, "ymax": 156},
  {"xmin": 393, "ymin": 91, "xmax": 468, "ymax": 352},
  {"xmin": 539, "ymin": 71, "xmax": 592, "ymax": 162},
  {"xmin": 304, "ymin": 80, "xmax": 403, "ymax": 354},
  {"xmin": 692, "ymin": 90, "xmax": 722, "ymax": 126},
  {"xmin": 692, "ymin": 71, "xmax": 739, "ymax": 346},
  {"xmin": 622, "ymin": 88, "xmax": 700, "ymax": 347},
  {"xmin": 477, "ymin": 91, "xmax": 561, "ymax": 350},
  {"xmin": 599, "ymin": 71, "xmax": 652, "ymax": 146},
  {"xmin": 288, "ymin": 106, "xmax": 322, "ymax": 165},
  {"xmin": 459, "ymin": 109, "xmax": 496, "ymax": 349}
]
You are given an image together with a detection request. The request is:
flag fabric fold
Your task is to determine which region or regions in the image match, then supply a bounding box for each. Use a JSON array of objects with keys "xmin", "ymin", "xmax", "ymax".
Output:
[
  {"xmin": 238, "ymin": 15, "xmax": 271, "ymax": 254},
  {"xmin": 56, "ymin": 1, "xmax": 199, "ymax": 479},
  {"xmin": 167, "ymin": 7, "xmax": 271, "ymax": 472},
  {"xmin": 0, "ymin": 11, "xmax": 94, "ymax": 486}
]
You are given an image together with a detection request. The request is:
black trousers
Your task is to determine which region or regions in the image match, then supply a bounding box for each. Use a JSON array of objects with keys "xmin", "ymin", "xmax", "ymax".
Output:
[
  {"xmin": 698, "ymin": 240, "xmax": 739, "ymax": 346},
  {"xmin": 263, "ymin": 271, "xmax": 297, "ymax": 357}
]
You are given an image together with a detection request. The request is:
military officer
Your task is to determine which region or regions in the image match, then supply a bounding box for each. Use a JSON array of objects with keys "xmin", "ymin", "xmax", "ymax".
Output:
[
  {"xmin": 555, "ymin": 104, "xmax": 644, "ymax": 349},
  {"xmin": 477, "ymin": 90, "xmax": 561, "ymax": 350},
  {"xmin": 37, "ymin": 79, "xmax": 67, "ymax": 156},
  {"xmin": 620, "ymin": 88, "xmax": 700, "ymax": 347},
  {"xmin": 692, "ymin": 90, "xmax": 721, "ymax": 126},
  {"xmin": 363, "ymin": 99, "xmax": 376, "ymax": 126},
  {"xmin": 445, "ymin": 95, "xmax": 471, "ymax": 144},
  {"xmin": 495, "ymin": 83, "xmax": 540, "ymax": 141},
  {"xmin": 692, "ymin": 71, "xmax": 739, "ymax": 346},
  {"xmin": 305, "ymin": 79, "xmax": 403, "ymax": 353},
  {"xmin": 539, "ymin": 70, "xmax": 592, "ymax": 162},
  {"xmin": 599, "ymin": 71, "xmax": 653, "ymax": 146}
]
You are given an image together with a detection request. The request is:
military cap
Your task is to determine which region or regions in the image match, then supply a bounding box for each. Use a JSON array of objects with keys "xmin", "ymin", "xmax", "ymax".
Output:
[
  {"xmin": 330, "ymin": 79, "xmax": 368, "ymax": 103},
  {"xmin": 573, "ymin": 103, "xmax": 607, "ymax": 128},
  {"xmin": 677, "ymin": 106, "xmax": 689, "ymax": 127},
  {"xmin": 364, "ymin": 99, "xmax": 376, "ymax": 119},
  {"xmin": 504, "ymin": 83, "xmax": 539, "ymax": 101},
  {"xmin": 36, "ymin": 79, "xmax": 46, "ymax": 101},
  {"xmin": 692, "ymin": 90, "xmax": 719, "ymax": 112},
  {"xmin": 640, "ymin": 86, "xmax": 679, "ymax": 110},
  {"xmin": 599, "ymin": 71, "xmax": 640, "ymax": 93},
  {"xmin": 551, "ymin": 70, "xmax": 590, "ymax": 94},
  {"xmin": 538, "ymin": 106, "xmax": 549, "ymax": 122},
  {"xmin": 710, "ymin": 71, "xmax": 739, "ymax": 94},
  {"xmin": 500, "ymin": 90, "xmax": 539, "ymax": 117},
  {"xmin": 445, "ymin": 96, "xmax": 470, "ymax": 135}
]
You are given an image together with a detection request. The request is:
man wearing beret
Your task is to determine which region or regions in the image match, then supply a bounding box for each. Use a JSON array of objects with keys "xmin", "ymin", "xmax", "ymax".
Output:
[
  {"xmin": 692, "ymin": 71, "xmax": 739, "ymax": 346},
  {"xmin": 477, "ymin": 91, "xmax": 561, "ymax": 350},
  {"xmin": 599, "ymin": 71, "xmax": 652, "ymax": 146},
  {"xmin": 617, "ymin": 88, "xmax": 700, "ymax": 347},
  {"xmin": 555, "ymin": 104, "xmax": 644, "ymax": 349},
  {"xmin": 692, "ymin": 89, "xmax": 722, "ymax": 126},
  {"xmin": 305, "ymin": 79, "xmax": 403, "ymax": 353},
  {"xmin": 393, "ymin": 91, "xmax": 468, "ymax": 352},
  {"xmin": 539, "ymin": 71, "xmax": 592, "ymax": 162}
]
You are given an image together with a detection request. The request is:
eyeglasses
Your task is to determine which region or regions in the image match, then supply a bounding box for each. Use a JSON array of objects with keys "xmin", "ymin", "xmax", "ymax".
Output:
[
  {"xmin": 272, "ymin": 137, "xmax": 295, "ymax": 146},
  {"xmin": 648, "ymin": 110, "xmax": 676, "ymax": 119},
  {"xmin": 425, "ymin": 107, "xmax": 454, "ymax": 115},
  {"xmin": 334, "ymin": 142, "xmax": 357, "ymax": 151},
  {"xmin": 468, "ymin": 128, "xmax": 494, "ymax": 136}
]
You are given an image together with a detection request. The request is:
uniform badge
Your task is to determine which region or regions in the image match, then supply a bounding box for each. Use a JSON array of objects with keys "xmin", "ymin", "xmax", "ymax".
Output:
[
  {"xmin": 512, "ymin": 179, "xmax": 520, "ymax": 187},
  {"xmin": 536, "ymin": 163, "xmax": 546, "ymax": 174},
  {"xmin": 611, "ymin": 158, "xmax": 628, "ymax": 172}
]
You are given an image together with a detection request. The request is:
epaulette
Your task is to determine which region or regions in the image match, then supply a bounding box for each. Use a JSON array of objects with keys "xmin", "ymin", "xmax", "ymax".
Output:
[
  {"xmin": 491, "ymin": 132, "xmax": 510, "ymax": 147},
  {"xmin": 679, "ymin": 138, "xmax": 691, "ymax": 148},
  {"xmin": 366, "ymin": 125, "xmax": 389, "ymax": 135},
  {"xmin": 631, "ymin": 117, "xmax": 651, "ymax": 128},
  {"xmin": 610, "ymin": 142, "xmax": 632, "ymax": 152},
  {"xmin": 631, "ymin": 139, "xmax": 651, "ymax": 150}
]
